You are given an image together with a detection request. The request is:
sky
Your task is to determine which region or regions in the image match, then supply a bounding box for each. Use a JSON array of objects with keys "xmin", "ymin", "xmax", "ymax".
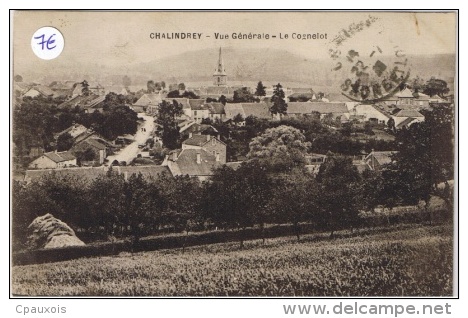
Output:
[{"xmin": 13, "ymin": 11, "xmax": 456, "ymax": 74}]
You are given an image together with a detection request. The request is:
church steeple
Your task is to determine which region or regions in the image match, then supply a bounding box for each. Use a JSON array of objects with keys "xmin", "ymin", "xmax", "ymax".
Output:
[{"xmin": 213, "ymin": 47, "xmax": 227, "ymax": 86}]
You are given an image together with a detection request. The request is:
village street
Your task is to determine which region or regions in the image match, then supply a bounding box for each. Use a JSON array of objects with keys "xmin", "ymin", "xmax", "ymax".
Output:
[{"xmin": 106, "ymin": 114, "xmax": 155, "ymax": 165}]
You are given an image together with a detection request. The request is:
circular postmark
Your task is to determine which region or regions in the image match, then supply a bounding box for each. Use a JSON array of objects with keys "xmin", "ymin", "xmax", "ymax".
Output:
[
  {"xmin": 327, "ymin": 15, "xmax": 411, "ymax": 104},
  {"xmin": 31, "ymin": 26, "xmax": 64, "ymax": 60}
]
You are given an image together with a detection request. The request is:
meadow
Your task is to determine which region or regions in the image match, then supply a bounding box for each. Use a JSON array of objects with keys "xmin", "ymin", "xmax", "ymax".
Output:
[{"xmin": 11, "ymin": 224, "xmax": 453, "ymax": 297}]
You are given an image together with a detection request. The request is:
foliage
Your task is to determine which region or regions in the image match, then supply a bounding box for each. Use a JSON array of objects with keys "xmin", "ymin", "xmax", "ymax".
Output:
[
  {"xmin": 156, "ymin": 100, "xmax": 184, "ymax": 149},
  {"xmin": 75, "ymin": 147, "xmax": 96, "ymax": 163},
  {"xmin": 166, "ymin": 89, "xmax": 199, "ymax": 99},
  {"xmin": 56, "ymin": 133, "xmax": 74, "ymax": 151},
  {"xmin": 233, "ymin": 87, "xmax": 258, "ymax": 103},
  {"xmin": 270, "ymin": 83, "xmax": 287, "ymax": 115},
  {"xmin": 255, "ymin": 81, "xmax": 267, "ymax": 97},
  {"xmin": 248, "ymin": 125, "xmax": 310, "ymax": 172},
  {"xmin": 316, "ymin": 154, "xmax": 362, "ymax": 235},
  {"xmin": 422, "ymin": 77, "xmax": 450, "ymax": 98},
  {"xmin": 388, "ymin": 105, "xmax": 454, "ymax": 212}
]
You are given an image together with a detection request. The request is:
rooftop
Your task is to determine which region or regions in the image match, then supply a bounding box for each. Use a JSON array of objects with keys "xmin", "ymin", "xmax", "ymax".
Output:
[
  {"xmin": 287, "ymin": 102, "xmax": 348, "ymax": 114},
  {"xmin": 43, "ymin": 151, "xmax": 76, "ymax": 163}
]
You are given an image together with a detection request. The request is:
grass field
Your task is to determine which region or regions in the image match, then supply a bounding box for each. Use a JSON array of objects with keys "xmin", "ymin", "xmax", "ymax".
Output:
[{"xmin": 11, "ymin": 224, "xmax": 453, "ymax": 297}]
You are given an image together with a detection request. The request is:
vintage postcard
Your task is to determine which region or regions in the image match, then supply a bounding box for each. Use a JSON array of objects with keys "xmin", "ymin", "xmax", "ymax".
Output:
[{"xmin": 11, "ymin": 11, "xmax": 456, "ymax": 298}]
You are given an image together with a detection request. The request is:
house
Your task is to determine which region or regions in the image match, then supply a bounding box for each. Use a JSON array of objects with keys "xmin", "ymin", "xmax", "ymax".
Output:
[
  {"xmin": 364, "ymin": 151, "xmax": 398, "ymax": 171},
  {"xmin": 115, "ymin": 165, "xmax": 171, "ymax": 181},
  {"xmin": 28, "ymin": 151, "xmax": 77, "ymax": 169},
  {"xmin": 225, "ymin": 102, "xmax": 272, "ymax": 123},
  {"xmin": 72, "ymin": 82, "xmax": 105, "ymax": 97},
  {"xmin": 162, "ymin": 98, "xmax": 191, "ymax": 117},
  {"xmin": 164, "ymin": 149, "xmax": 222, "ymax": 181},
  {"xmin": 189, "ymin": 102, "xmax": 210, "ymax": 123},
  {"xmin": 57, "ymin": 94, "xmax": 105, "ymax": 112},
  {"xmin": 287, "ymin": 102, "xmax": 349, "ymax": 120},
  {"xmin": 72, "ymin": 138, "xmax": 107, "ymax": 164},
  {"xmin": 392, "ymin": 109, "xmax": 425, "ymax": 128},
  {"xmin": 55, "ymin": 124, "xmax": 88, "ymax": 140},
  {"xmin": 133, "ymin": 93, "xmax": 165, "ymax": 113},
  {"xmin": 24, "ymin": 166, "xmax": 109, "ymax": 183},
  {"xmin": 180, "ymin": 122, "xmax": 219, "ymax": 138},
  {"xmin": 23, "ymin": 85, "xmax": 57, "ymax": 98},
  {"xmin": 206, "ymin": 102, "xmax": 225, "ymax": 121},
  {"xmin": 182, "ymin": 134, "xmax": 226, "ymax": 164},
  {"xmin": 353, "ymin": 104, "xmax": 391, "ymax": 124},
  {"xmin": 304, "ymin": 153, "xmax": 327, "ymax": 175}
]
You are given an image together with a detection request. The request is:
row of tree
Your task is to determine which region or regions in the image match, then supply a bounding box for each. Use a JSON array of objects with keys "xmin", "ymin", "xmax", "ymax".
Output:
[{"xmin": 13, "ymin": 106, "xmax": 454, "ymax": 250}]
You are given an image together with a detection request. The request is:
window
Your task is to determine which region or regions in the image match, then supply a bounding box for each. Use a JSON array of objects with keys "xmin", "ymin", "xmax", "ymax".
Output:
[
  {"xmin": 218, "ymin": 77, "xmax": 220, "ymax": 83},
  {"xmin": 194, "ymin": 111, "xmax": 197, "ymax": 116},
  {"xmin": 211, "ymin": 138, "xmax": 215, "ymax": 145}
]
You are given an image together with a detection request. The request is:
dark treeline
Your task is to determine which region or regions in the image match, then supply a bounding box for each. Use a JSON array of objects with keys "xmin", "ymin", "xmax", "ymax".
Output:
[{"xmin": 12, "ymin": 104, "xmax": 454, "ymax": 250}]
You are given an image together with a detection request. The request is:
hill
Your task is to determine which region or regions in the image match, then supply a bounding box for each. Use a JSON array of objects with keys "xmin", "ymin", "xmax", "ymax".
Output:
[{"xmin": 15, "ymin": 47, "xmax": 455, "ymax": 94}]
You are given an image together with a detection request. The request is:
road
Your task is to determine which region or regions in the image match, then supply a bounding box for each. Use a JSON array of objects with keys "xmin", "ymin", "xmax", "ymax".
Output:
[{"xmin": 106, "ymin": 114, "xmax": 155, "ymax": 165}]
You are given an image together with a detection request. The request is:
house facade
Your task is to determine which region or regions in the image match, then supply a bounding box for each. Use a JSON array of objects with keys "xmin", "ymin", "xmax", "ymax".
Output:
[
  {"xmin": 353, "ymin": 104, "xmax": 391, "ymax": 124},
  {"xmin": 28, "ymin": 151, "xmax": 77, "ymax": 169},
  {"xmin": 164, "ymin": 149, "xmax": 222, "ymax": 181},
  {"xmin": 182, "ymin": 134, "xmax": 226, "ymax": 164}
]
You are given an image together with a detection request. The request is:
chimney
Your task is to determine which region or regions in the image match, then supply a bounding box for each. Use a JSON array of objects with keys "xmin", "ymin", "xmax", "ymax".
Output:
[
  {"xmin": 216, "ymin": 153, "xmax": 220, "ymax": 162},
  {"xmin": 196, "ymin": 152, "xmax": 201, "ymax": 164},
  {"xmin": 173, "ymin": 152, "xmax": 178, "ymax": 161},
  {"xmin": 189, "ymin": 132, "xmax": 193, "ymax": 138}
]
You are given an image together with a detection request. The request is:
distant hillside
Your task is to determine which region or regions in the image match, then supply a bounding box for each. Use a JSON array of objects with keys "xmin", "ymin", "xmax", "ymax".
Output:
[{"xmin": 15, "ymin": 47, "xmax": 455, "ymax": 94}]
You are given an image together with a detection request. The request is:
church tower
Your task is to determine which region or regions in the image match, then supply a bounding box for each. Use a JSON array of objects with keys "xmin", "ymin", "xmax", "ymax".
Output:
[{"xmin": 213, "ymin": 47, "xmax": 227, "ymax": 87}]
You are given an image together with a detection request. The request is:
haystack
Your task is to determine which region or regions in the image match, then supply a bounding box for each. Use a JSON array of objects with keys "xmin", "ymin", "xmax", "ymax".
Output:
[{"xmin": 27, "ymin": 214, "xmax": 85, "ymax": 249}]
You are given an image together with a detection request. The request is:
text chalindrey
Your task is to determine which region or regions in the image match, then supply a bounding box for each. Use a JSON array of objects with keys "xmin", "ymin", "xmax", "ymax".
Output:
[{"xmin": 149, "ymin": 32, "xmax": 328, "ymax": 40}]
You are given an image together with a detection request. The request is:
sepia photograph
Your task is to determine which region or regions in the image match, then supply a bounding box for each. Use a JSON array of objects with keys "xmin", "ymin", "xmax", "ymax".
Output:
[{"xmin": 10, "ymin": 10, "xmax": 456, "ymax": 297}]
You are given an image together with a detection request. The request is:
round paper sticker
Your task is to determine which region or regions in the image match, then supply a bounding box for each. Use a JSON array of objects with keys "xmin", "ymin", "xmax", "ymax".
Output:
[{"xmin": 31, "ymin": 26, "xmax": 64, "ymax": 60}]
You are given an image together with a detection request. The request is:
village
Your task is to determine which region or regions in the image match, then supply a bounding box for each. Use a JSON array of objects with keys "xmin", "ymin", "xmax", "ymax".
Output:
[{"xmin": 13, "ymin": 48, "xmax": 452, "ymax": 184}]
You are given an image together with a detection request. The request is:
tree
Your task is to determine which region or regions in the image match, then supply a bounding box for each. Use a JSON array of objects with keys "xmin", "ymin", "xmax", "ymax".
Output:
[
  {"xmin": 219, "ymin": 95, "xmax": 227, "ymax": 105},
  {"xmin": 270, "ymin": 170, "xmax": 319, "ymax": 240},
  {"xmin": 232, "ymin": 113, "xmax": 244, "ymax": 125},
  {"xmin": 233, "ymin": 87, "xmax": 257, "ymax": 103},
  {"xmin": 147, "ymin": 80, "xmax": 156, "ymax": 93},
  {"xmin": 81, "ymin": 80, "xmax": 90, "ymax": 96},
  {"xmin": 388, "ymin": 106, "xmax": 454, "ymax": 221},
  {"xmin": 88, "ymin": 170, "xmax": 126, "ymax": 236},
  {"xmin": 157, "ymin": 174, "xmax": 202, "ymax": 241},
  {"xmin": 410, "ymin": 76, "xmax": 425, "ymax": 93},
  {"xmin": 157, "ymin": 100, "xmax": 184, "ymax": 149},
  {"xmin": 75, "ymin": 147, "xmax": 96, "ymax": 165},
  {"xmin": 247, "ymin": 125, "xmax": 311, "ymax": 172},
  {"xmin": 423, "ymin": 77, "xmax": 450, "ymax": 98},
  {"xmin": 387, "ymin": 117, "xmax": 396, "ymax": 133},
  {"xmin": 316, "ymin": 154, "xmax": 362, "ymax": 237},
  {"xmin": 56, "ymin": 132, "xmax": 74, "ymax": 151},
  {"xmin": 203, "ymin": 161, "xmax": 272, "ymax": 248},
  {"xmin": 270, "ymin": 83, "xmax": 287, "ymax": 115},
  {"xmin": 99, "ymin": 106, "xmax": 139, "ymax": 140},
  {"xmin": 178, "ymin": 83, "xmax": 186, "ymax": 91},
  {"xmin": 123, "ymin": 173, "xmax": 164, "ymax": 247},
  {"xmin": 255, "ymin": 81, "xmax": 267, "ymax": 97}
]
